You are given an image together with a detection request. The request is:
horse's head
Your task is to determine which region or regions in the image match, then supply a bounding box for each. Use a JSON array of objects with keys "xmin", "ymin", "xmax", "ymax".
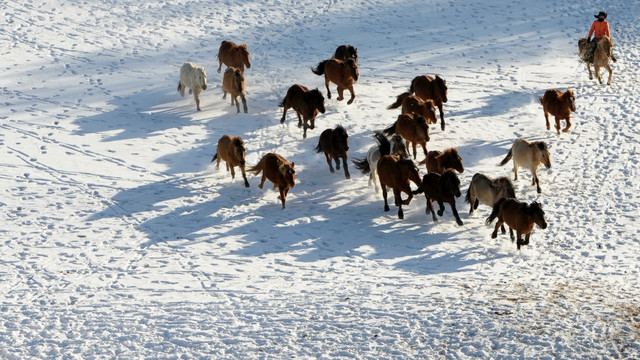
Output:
[
  {"xmin": 347, "ymin": 45, "xmax": 358, "ymax": 60},
  {"xmin": 233, "ymin": 138, "xmax": 246, "ymax": 166},
  {"xmin": 310, "ymin": 88, "xmax": 326, "ymax": 114},
  {"xmin": 598, "ymin": 36, "xmax": 613, "ymax": 54},
  {"xmin": 565, "ymin": 89, "xmax": 576, "ymax": 112},
  {"xmin": 333, "ymin": 125, "xmax": 349, "ymax": 152},
  {"xmin": 240, "ymin": 44, "xmax": 251, "ymax": 69},
  {"xmin": 495, "ymin": 177, "xmax": 516, "ymax": 199},
  {"xmin": 435, "ymin": 75, "xmax": 448, "ymax": 103},
  {"xmin": 279, "ymin": 161, "xmax": 296, "ymax": 188},
  {"xmin": 391, "ymin": 135, "xmax": 408, "ymax": 159},
  {"xmin": 536, "ymin": 142, "xmax": 551, "ymax": 168},
  {"xmin": 199, "ymin": 68, "xmax": 208, "ymax": 90},
  {"xmin": 528, "ymin": 201, "xmax": 547, "ymax": 230},
  {"xmin": 400, "ymin": 159, "xmax": 422, "ymax": 186},
  {"xmin": 415, "ymin": 116, "xmax": 430, "ymax": 142},
  {"xmin": 346, "ymin": 59, "xmax": 359, "ymax": 82},
  {"xmin": 442, "ymin": 170, "xmax": 462, "ymax": 198},
  {"xmin": 445, "ymin": 148, "xmax": 464, "ymax": 173}
]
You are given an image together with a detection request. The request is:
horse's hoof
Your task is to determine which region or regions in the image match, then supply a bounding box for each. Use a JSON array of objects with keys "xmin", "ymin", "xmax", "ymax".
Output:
[
  {"xmin": 347, "ymin": 99, "xmax": 354, "ymax": 105},
  {"xmin": 329, "ymin": 168, "xmax": 335, "ymax": 173},
  {"xmin": 244, "ymin": 182, "xmax": 250, "ymax": 188},
  {"xmin": 437, "ymin": 210, "xmax": 444, "ymax": 216},
  {"xmin": 345, "ymin": 175, "xmax": 351, "ymax": 179},
  {"xmin": 384, "ymin": 205, "xmax": 390, "ymax": 212},
  {"xmin": 280, "ymin": 119, "xmax": 285, "ymax": 124},
  {"xmin": 491, "ymin": 232, "xmax": 497, "ymax": 239},
  {"xmin": 457, "ymin": 220, "xmax": 463, "ymax": 226}
]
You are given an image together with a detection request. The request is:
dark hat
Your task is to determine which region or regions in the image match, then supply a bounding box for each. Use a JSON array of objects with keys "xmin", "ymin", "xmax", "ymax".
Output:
[{"xmin": 594, "ymin": 11, "xmax": 607, "ymax": 19}]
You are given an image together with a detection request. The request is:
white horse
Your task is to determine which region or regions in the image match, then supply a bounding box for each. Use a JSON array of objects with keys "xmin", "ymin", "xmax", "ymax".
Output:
[
  {"xmin": 499, "ymin": 139, "xmax": 551, "ymax": 193},
  {"xmin": 352, "ymin": 132, "xmax": 407, "ymax": 193},
  {"xmin": 178, "ymin": 62, "xmax": 208, "ymax": 111}
]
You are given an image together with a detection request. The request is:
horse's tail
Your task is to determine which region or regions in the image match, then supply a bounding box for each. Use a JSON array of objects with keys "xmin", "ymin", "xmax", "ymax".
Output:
[
  {"xmin": 248, "ymin": 157, "xmax": 265, "ymax": 175},
  {"xmin": 499, "ymin": 148, "xmax": 513, "ymax": 166},
  {"xmin": 387, "ymin": 92, "xmax": 410, "ymax": 110},
  {"xmin": 412, "ymin": 184, "xmax": 424, "ymax": 195},
  {"xmin": 465, "ymin": 173, "xmax": 480, "ymax": 203},
  {"xmin": 374, "ymin": 132, "xmax": 391, "ymax": 156},
  {"xmin": 234, "ymin": 69, "xmax": 244, "ymax": 93},
  {"xmin": 538, "ymin": 95, "xmax": 544, "ymax": 105},
  {"xmin": 311, "ymin": 60, "xmax": 327, "ymax": 76},
  {"xmin": 352, "ymin": 157, "xmax": 370, "ymax": 174},
  {"xmin": 409, "ymin": 77, "xmax": 417, "ymax": 94},
  {"xmin": 382, "ymin": 122, "xmax": 396, "ymax": 136},
  {"xmin": 211, "ymin": 153, "xmax": 218, "ymax": 163},
  {"xmin": 314, "ymin": 139, "xmax": 323, "ymax": 154},
  {"xmin": 486, "ymin": 198, "xmax": 506, "ymax": 225},
  {"xmin": 177, "ymin": 81, "xmax": 182, "ymax": 93}
]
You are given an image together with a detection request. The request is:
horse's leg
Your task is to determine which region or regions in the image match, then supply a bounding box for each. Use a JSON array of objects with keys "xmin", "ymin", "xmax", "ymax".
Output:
[
  {"xmin": 438, "ymin": 103, "xmax": 445, "ymax": 131},
  {"xmin": 516, "ymin": 231, "xmax": 524, "ymax": 250},
  {"xmin": 240, "ymin": 166, "xmax": 250, "ymax": 188},
  {"xmin": 381, "ymin": 184, "xmax": 390, "ymax": 212},
  {"xmin": 325, "ymin": 77, "xmax": 332, "ymax": 99},
  {"xmin": 217, "ymin": 59, "xmax": 222, "ymax": 73},
  {"xmin": 278, "ymin": 187, "xmax": 286, "ymax": 209},
  {"xmin": 258, "ymin": 173, "xmax": 266, "ymax": 189},
  {"xmin": 500, "ymin": 224, "xmax": 506, "ymax": 234},
  {"xmin": 325, "ymin": 153, "xmax": 335, "ymax": 173},
  {"xmin": 436, "ymin": 200, "xmax": 445, "ymax": 217},
  {"xmin": 563, "ymin": 115, "xmax": 571, "ymax": 133},
  {"xmin": 335, "ymin": 156, "xmax": 341, "ymax": 170},
  {"xmin": 523, "ymin": 233, "xmax": 531, "ymax": 246},
  {"xmin": 280, "ymin": 106, "xmax": 290, "ymax": 124},
  {"xmin": 234, "ymin": 95, "xmax": 240, "ymax": 113},
  {"xmin": 509, "ymin": 227, "xmax": 515, "ymax": 241},
  {"xmin": 241, "ymin": 95, "xmax": 248, "ymax": 113},
  {"xmin": 421, "ymin": 142, "xmax": 428, "ymax": 158},
  {"xmin": 595, "ymin": 65, "xmax": 603, "ymax": 84},
  {"xmin": 342, "ymin": 156, "xmax": 350, "ymax": 179},
  {"xmin": 346, "ymin": 85, "xmax": 356, "ymax": 105},
  {"xmin": 426, "ymin": 198, "xmax": 437, "ymax": 222},
  {"xmin": 491, "ymin": 218, "xmax": 503, "ymax": 238},
  {"xmin": 543, "ymin": 109, "xmax": 550, "ymax": 131},
  {"xmin": 179, "ymin": 83, "xmax": 185, "ymax": 97},
  {"xmin": 216, "ymin": 155, "xmax": 222, "ymax": 169},
  {"xmin": 586, "ymin": 63, "xmax": 593, "ymax": 80},
  {"xmin": 513, "ymin": 161, "xmax": 519, "ymax": 181},
  {"xmin": 534, "ymin": 172, "xmax": 542, "ymax": 194},
  {"xmin": 297, "ymin": 113, "xmax": 303, "ymax": 128},
  {"xmin": 194, "ymin": 89, "xmax": 202, "ymax": 111},
  {"xmin": 401, "ymin": 186, "xmax": 413, "ymax": 206},
  {"xmin": 554, "ymin": 116, "xmax": 561, "ymax": 135},
  {"xmin": 393, "ymin": 188, "xmax": 402, "ymax": 207},
  {"xmin": 303, "ymin": 120, "xmax": 308, "ymax": 139},
  {"xmin": 450, "ymin": 200, "xmax": 463, "ymax": 226},
  {"xmin": 606, "ymin": 64, "xmax": 612, "ymax": 85},
  {"xmin": 229, "ymin": 164, "xmax": 236, "ymax": 179},
  {"xmin": 412, "ymin": 142, "xmax": 417, "ymax": 160},
  {"xmin": 223, "ymin": 90, "xmax": 227, "ymax": 100},
  {"xmin": 336, "ymin": 85, "xmax": 344, "ymax": 101}
]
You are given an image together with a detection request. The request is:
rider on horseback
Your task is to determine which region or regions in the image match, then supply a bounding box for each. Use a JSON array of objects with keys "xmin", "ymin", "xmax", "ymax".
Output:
[{"xmin": 586, "ymin": 11, "xmax": 617, "ymax": 63}]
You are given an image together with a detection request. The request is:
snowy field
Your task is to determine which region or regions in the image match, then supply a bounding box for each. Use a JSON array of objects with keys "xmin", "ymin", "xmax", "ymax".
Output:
[{"xmin": 1, "ymin": 0, "xmax": 639, "ymax": 358}]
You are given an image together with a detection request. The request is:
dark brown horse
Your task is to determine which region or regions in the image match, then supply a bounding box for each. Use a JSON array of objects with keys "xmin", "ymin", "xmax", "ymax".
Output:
[
  {"xmin": 423, "ymin": 148, "xmax": 464, "ymax": 174},
  {"xmin": 352, "ymin": 132, "xmax": 408, "ymax": 193},
  {"xmin": 311, "ymin": 58, "xmax": 359, "ymax": 105},
  {"xmin": 249, "ymin": 153, "xmax": 296, "ymax": 209},
  {"xmin": 413, "ymin": 170, "xmax": 463, "ymax": 225},
  {"xmin": 538, "ymin": 89, "xmax": 576, "ymax": 134},
  {"xmin": 377, "ymin": 155, "xmax": 422, "ymax": 219},
  {"xmin": 410, "ymin": 74, "xmax": 448, "ymax": 130},
  {"xmin": 334, "ymin": 44, "xmax": 358, "ymax": 63},
  {"xmin": 211, "ymin": 135, "xmax": 250, "ymax": 188},
  {"xmin": 280, "ymin": 84, "xmax": 326, "ymax": 139},
  {"xmin": 217, "ymin": 40, "xmax": 251, "ymax": 73},
  {"xmin": 383, "ymin": 114, "xmax": 430, "ymax": 160},
  {"xmin": 315, "ymin": 125, "xmax": 350, "ymax": 179},
  {"xmin": 222, "ymin": 67, "xmax": 248, "ymax": 113},
  {"xmin": 387, "ymin": 92, "xmax": 438, "ymax": 125},
  {"xmin": 486, "ymin": 198, "xmax": 547, "ymax": 250}
]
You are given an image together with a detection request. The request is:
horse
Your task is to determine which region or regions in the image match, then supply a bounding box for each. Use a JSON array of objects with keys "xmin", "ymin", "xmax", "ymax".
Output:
[
  {"xmin": 423, "ymin": 148, "xmax": 464, "ymax": 174},
  {"xmin": 315, "ymin": 125, "xmax": 350, "ymax": 179},
  {"xmin": 383, "ymin": 114, "xmax": 430, "ymax": 160},
  {"xmin": 217, "ymin": 40, "xmax": 251, "ymax": 74},
  {"xmin": 387, "ymin": 92, "xmax": 438, "ymax": 125},
  {"xmin": 211, "ymin": 135, "xmax": 249, "ymax": 187},
  {"xmin": 486, "ymin": 198, "xmax": 547, "ymax": 250},
  {"xmin": 578, "ymin": 36, "xmax": 613, "ymax": 85},
  {"xmin": 413, "ymin": 170, "xmax": 463, "ymax": 226},
  {"xmin": 352, "ymin": 132, "xmax": 407, "ymax": 193},
  {"xmin": 222, "ymin": 67, "xmax": 248, "ymax": 113},
  {"xmin": 249, "ymin": 153, "xmax": 295, "ymax": 209},
  {"xmin": 538, "ymin": 89, "xmax": 576, "ymax": 134},
  {"xmin": 279, "ymin": 84, "xmax": 326, "ymax": 139},
  {"xmin": 409, "ymin": 74, "xmax": 448, "ymax": 130},
  {"xmin": 311, "ymin": 58, "xmax": 359, "ymax": 105},
  {"xmin": 334, "ymin": 44, "xmax": 358, "ymax": 63},
  {"xmin": 177, "ymin": 62, "xmax": 208, "ymax": 111},
  {"xmin": 465, "ymin": 173, "xmax": 515, "ymax": 234},
  {"xmin": 377, "ymin": 155, "xmax": 422, "ymax": 219},
  {"xmin": 499, "ymin": 139, "xmax": 551, "ymax": 194}
]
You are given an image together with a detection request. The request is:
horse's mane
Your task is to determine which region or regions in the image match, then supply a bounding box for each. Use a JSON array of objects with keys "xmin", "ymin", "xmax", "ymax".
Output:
[
  {"xmin": 414, "ymin": 116, "xmax": 427, "ymax": 125},
  {"xmin": 334, "ymin": 125, "xmax": 347, "ymax": 137},
  {"xmin": 233, "ymin": 137, "xmax": 244, "ymax": 149},
  {"xmin": 441, "ymin": 169, "xmax": 459, "ymax": 185},
  {"xmin": 443, "ymin": 148, "xmax": 459, "ymax": 157},
  {"xmin": 525, "ymin": 201, "xmax": 543, "ymax": 215},
  {"xmin": 434, "ymin": 74, "xmax": 447, "ymax": 90},
  {"xmin": 535, "ymin": 141, "xmax": 548, "ymax": 151}
]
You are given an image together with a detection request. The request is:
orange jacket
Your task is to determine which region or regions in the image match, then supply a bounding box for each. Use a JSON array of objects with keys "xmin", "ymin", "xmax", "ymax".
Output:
[{"xmin": 589, "ymin": 20, "xmax": 610, "ymax": 39}]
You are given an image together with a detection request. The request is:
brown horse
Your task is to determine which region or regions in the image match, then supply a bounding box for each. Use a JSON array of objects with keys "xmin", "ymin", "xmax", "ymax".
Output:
[
  {"xmin": 383, "ymin": 114, "xmax": 430, "ymax": 160},
  {"xmin": 211, "ymin": 135, "xmax": 249, "ymax": 187},
  {"xmin": 352, "ymin": 132, "xmax": 407, "ymax": 193},
  {"xmin": 249, "ymin": 153, "xmax": 296, "ymax": 209},
  {"xmin": 423, "ymin": 148, "xmax": 464, "ymax": 174},
  {"xmin": 578, "ymin": 36, "xmax": 613, "ymax": 85},
  {"xmin": 499, "ymin": 138, "xmax": 551, "ymax": 194},
  {"xmin": 387, "ymin": 92, "xmax": 438, "ymax": 125},
  {"xmin": 311, "ymin": 58, "xmax": 359, "ymax": 105},
  {"xmin": 410, "ymin": 74, "xmax": 448, "ymax": 130},
  {"xmin": 538, "ymin": 89, "xmax": 575, "ymax": 134},
  {"xmin": 280, "ymin": 84, "xmax": 326, "ymax": 139},
  {"xmin": 413, "ymin": 170, "xmax": 463, "ymax": 226},
  {"xmin": 315, "ymin": 125, "xmax": 350, "ymax": 179},
  {"xmin": 334, "ymin": 45, "xmax": 358, "ymax": 63},
  {"xmin": 217, "ymin": 40, "xmax": 251, "ymax": 74},
  {"xmin": 486, "ymin": 198, "xmax": 547, "ymax": 250},
  {"xmin": 377, "ymin": 155, "xmax": 422, "ymax": 219},
  {"xmin": 222, "ymin": 67, "xmax": 248, "ymax": 113}
]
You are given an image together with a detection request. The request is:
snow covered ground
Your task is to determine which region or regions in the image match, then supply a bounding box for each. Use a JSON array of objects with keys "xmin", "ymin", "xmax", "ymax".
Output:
[{"xmin": 1, "ymin": 0, "xmax": 639, "ymax": 358}]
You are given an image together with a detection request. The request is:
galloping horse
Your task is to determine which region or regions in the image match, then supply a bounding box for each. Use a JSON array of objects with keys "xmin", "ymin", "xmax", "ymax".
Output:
[
  {"xmin": 217, "ymin": 40, "xmax": 251, "ymax": 74},
  {"xmin": 377, "ymin": 155, "xmax": 422, "ymax": 219},
  {"xmin": 178, "ymin": 62, "xmax": 207, "ymax": 111},
  {"xmin": 211, "ymin": 135, "xmax": 250, "ymax": 187},
  {"xmin": 413, "ymin": 170, "xmax": 464, "ymax": 226},
  {"xmin": 222, "ymin": 67, "xmax": 248, "ymax": 113},
  {"xmin": 352, "ymin": 132, "xmax": 407, "ymax": 193},
  {"xmin": 387, "ymin": 92, "xmax": 438, "ymax": 125},
  {"xmin": 486, "ymin": 198, "xmax": 547, "ymax": 250},
  {"xmin": 315, "ymin": 125, "xmax": 350, "ymax": 179},
  {"xmin": 499, "ymin": 139, "xmax": 551, "ymax": 194},
  {"xmin": 465, "ymin": 173, "xmax": 515, "ymax": 234},
  {"xmin": 334, "ymin": 45, "xmax": 358, "ymax": 63},
  {"xmin": 578, "ymin": 36, "xmax": 613, "ymax": 85},
  {"xmin": 280, "ymin": 84, "xmax": 326, "ymax": 139},
  {"xmin": 538, "ymin": 89, "xmax": 576, "ymax": 134},
  {"xmin": 423, "ymin": 148, "xmax": 464, "ymax": 174},
  {"xmin": 409, "ymin": 74, "xmax": 448, "ymax": 130},
  {"xmin": 249, "ymin": 153, "xmax": 296, "ymax": 209},
  {"xmin": 311, "ymin": 58, "xmax": 359, "ymax": 105},
  {"xmin": 383, "ymin": 114, "xmax": 430, "ymax": 160}
]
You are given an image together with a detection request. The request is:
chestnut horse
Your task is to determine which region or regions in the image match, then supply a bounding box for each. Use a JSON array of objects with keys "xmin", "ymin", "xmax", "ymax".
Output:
[
  {"xmin": 377, "ymin": 155, "xmax": 422, "ymax": 219},
  {"xmin": 486, "ymin": 198, "xmax": 547, "ymax": 250},
  {"xmin": 353, "ymin": 132, "xmax": 407, "ymax": 193},
  {"xmin": 499, "ymin": 139, "xmax": 551, "ymax": 194},
  {"xmin": 334, "ymin": 44, "xmax": 358, "ymax": 63},
  {"xmin": 222, "ymin": 67, "xmax": 248, "ymax": 113},
  {"xmin": 578, "ymin": 36, "xmax": 613, "ymax": 85},
  {"xmin": 423, "ymin": 148, "xmax": 464, "ymax": 174},
  {"xmin": 217, "ymin": 40, "xmax": 251, "ymax": 73},
  {"xmin": 383, "ymin": 114, "xmax": 430, "ymax": 160},
  {"xmin": 315, "ymin": 125, "xmax": 350, "ymax": 179},
  {"xmin": 413, "ymin": 170, "xmax": 464, "ymax": 226},
  {"xmin": 211, "ymin": 135, "xmax": 249, "ymax": 187},
  {"xmin": 311, "ymin": 58, "xmax": 359, "ymax": 105},
  {"xmin": 410, "ymin": 75, "xmax": 448, "ymax": 130},
  {"xmin": 538, "ymin": 89, "xmax": 576, "ymax": 134},
  {"xmin": 280, "ymin": 84, "xmax": 326, "ymax": 139},
  {"xmin": 387, "ymin": 92, "xmax": 438, "ymax": 125},
  {"xmin": 249, "ymin": 153, "xmax": 296, "ymax": 209}
]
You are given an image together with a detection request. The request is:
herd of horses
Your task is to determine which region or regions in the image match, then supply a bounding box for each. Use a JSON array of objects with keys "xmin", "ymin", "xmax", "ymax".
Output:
[{"xmin": 197, "ymin": 36, "xmax": 612, "ymax": 250}]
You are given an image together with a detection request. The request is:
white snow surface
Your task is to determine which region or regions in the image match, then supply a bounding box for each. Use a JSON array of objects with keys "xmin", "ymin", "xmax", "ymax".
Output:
[{"xmin": 1, "ymin": 0, "xmax": 639, "ymax": 358}]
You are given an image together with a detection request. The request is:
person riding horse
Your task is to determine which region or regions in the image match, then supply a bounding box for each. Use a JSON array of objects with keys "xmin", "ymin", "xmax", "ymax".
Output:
[{"xmin": 586, "ymin": 11, "xmax": 616, "ymax": 63}]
